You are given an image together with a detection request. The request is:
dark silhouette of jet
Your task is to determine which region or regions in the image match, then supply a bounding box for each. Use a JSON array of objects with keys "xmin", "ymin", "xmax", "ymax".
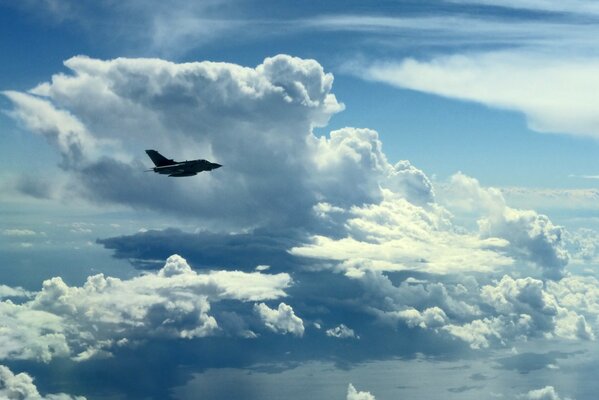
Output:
[{"xmin": 145, "ymin": 150, "xmax": 222, "ymax": 177}]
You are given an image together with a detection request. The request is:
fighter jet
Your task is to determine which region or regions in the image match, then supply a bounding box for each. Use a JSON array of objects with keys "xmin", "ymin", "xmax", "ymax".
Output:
[{"xmin": 145, "ymin": 149, "xmax": 222, "ymax": 177}]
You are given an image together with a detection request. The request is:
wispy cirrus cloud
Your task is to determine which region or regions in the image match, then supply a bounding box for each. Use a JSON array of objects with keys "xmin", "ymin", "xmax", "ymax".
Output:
[
  {"xmin": 362, "ymin": 51, "xmax": 599, "ymax": 138},
  {"xmin": 447, "ymin": 0, "xmax": 599, "ymax": 16},
  {"xmin": 6, "ymin": 0, "xmax": 248, "ymax": 56}
]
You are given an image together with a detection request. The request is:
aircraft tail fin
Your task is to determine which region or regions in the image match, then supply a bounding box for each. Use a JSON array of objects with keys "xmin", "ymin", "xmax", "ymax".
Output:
[{"xmin": 145, "ymin": 150, "xmax": 175, "ymax": 167}]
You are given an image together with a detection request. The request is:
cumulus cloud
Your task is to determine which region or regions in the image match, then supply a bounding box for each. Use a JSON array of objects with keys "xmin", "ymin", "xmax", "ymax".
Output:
[
  {"xmin": 3, "ymin": 55, "xmax": 348, "ymax": 230},
  {"xmin": 313, "ymin": 127, "xmax": 435, "ymax": 206},
  {"xmin": 0, "ymin": 365, "xmax": 85, "ymax": 399},
  {"xmin": 0, "ymin": 255, "xmax": 292, "ymax": 362},
  {"xmin": 3, "ymin": 55, "xmax": 451, "ymax": 235},
  {"xmin": 347, "ymin": 384, "xmax": 376, "ymax": 400},
  {"xmin": 4, "ymin": 53, "xmax": 594, "ymax": 375},
  {"xmin": 254, "ymin": 302, "xmax": 305, "ymax": 337},
  {"xmin": 443, "ymin": 274, "xmax": 597, "ymax": 348},
  {"xmin": 365, "ymin": 51, "xmax": 599, "ymax": 138},
  {"xmin": 445, "ymin": 173, "xmax": 569, "ymax": 279},
  {"xmin": 525, "ymin": 385, "xmax": 570, "ymax": 400},
  {"xmin": 354, "ymin": 267, "xmax": 599, "ymax": 349},
  {"xmin": 291, "ymin": 171, "xmax": 569, "ymax": 280},
  {"xmin": 565, "ymin": 228, "xmax": 599, "ymax": 264},
  {"xmin": 394, "ymin": 307, "xmax": 449, "ymax": 329},
  {"xmin": 291, "ymin": 189, "xmax": 512, "ymax": 276},
  {"xmin": 325, "ymin": 324, "xmax": 358, "ymax": 339}
]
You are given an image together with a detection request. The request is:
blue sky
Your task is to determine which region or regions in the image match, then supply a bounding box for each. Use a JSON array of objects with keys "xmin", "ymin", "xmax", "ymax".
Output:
[{"xmin": 2, "ymin": 1, "xmax": 599, "ymax": 399}]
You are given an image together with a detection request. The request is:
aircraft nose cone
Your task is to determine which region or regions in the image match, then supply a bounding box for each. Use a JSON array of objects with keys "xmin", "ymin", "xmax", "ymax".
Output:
[{"xmin": 212, "ymin": 163, "xmax": 222, "ymax": 169}]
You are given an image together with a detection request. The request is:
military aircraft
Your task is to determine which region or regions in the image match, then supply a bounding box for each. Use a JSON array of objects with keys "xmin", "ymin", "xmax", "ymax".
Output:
[{"xmin": 145, "ymin": 150, "xmax": 222, "ymax": 177}]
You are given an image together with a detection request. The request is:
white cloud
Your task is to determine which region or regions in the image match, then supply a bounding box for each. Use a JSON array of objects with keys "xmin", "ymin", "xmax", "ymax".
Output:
[
  {"xmin": 291, "ymin": 189, "xmax": 512, "ymax": 276},
  {"xmin": 442, "ymin": 318, "xmax": 504, "ymax": 349},
  {"xmin": 356, "ymin": 267, "xmax": 599, "ymax": 349},
  {"xmin": 365, "ymin": 51, "xmax": 599, "ymax": 138},
  {"xmin": 3, "ymin": 55, "xmax": 351, "ymax": 230},
  {"xmin": 0, "ymin": 285, "xmax": 30, "ymax": 299},
  {"xmin": 2, "ymin": 91, "xmax": 101, "ymax": 168},
  {"xmin": 347, "ymin": 384, "xmax": 376, "ymax": 400},
  {"xmin": 446, "ymin": 173, "xmax": 569, "ymax": 279},
  {"xmin": 0, "ymin": 255, "xmax": 292, "ymax": 362},
  {"xmin": 254, "ymin": 302, "xmax": 305, "ymax": 337},
  {"xmin": 393, "ymin": 307, "xmax": 449, "ymax": 329},
  {"xmin": 441, "ymin": 274, "xmax": 598, "ymax": 348},
  {"xmin": 313, "ymin": 127, "xmax": 435, "ymax": 206},
  {"xmin": 0, "ymin": 364, "xmax": 86, "ymax": 400},
  {"xmin": 291, "ymin": 171, "xmax": 567, "ymax": 278},
  {"xmin": 525, "ymin": 385, "xmax": 570, "ymax": 400},
  {"xmin": 325, "ymin": 324, "xmax": 358, "ymax": 339}
]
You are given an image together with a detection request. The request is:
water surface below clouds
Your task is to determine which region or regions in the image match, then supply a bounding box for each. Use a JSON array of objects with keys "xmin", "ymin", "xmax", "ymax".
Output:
[{"xmin": 173, "ymin": 339, "xmax": 593, "ymax": 400}]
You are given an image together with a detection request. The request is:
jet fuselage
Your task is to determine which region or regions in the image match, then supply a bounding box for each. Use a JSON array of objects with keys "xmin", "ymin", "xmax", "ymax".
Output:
[{"xmin": 145, "ymin": 150, "xmax": 221, "ymax": 177}]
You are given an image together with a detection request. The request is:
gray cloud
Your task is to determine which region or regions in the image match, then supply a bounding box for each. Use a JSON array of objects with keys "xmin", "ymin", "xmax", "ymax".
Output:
[
  {"xmin": 97, "ymin": 228, "xmax": 304, "ymax": 271},
  {"xmin": 3, "ymin": 55, "xmax": 344, "ymax": 230}
]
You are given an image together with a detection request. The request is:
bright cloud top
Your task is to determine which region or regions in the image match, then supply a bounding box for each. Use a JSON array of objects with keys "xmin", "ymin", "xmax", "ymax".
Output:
[
  {"xmin": 292, "ymin": 173, "xmax": 568, "ymax": 278},
  {"xmin": 292, "ymin": 190, "xmax": 512, "ymax": 276}
]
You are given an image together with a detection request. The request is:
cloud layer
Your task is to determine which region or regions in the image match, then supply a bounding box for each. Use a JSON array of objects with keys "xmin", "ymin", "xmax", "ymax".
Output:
[
  {"xmin": 0, "ymin": 255, "xmax": 294, "ymax": 362},
  {"xmin": 3, "ymin": 53, "xmax": 596, "ymax": 399}
]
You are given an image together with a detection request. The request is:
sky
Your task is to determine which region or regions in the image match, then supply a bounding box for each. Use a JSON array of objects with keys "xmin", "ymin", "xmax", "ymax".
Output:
[{"xmin": 2, "ymin": 1, "xmax": 599, "ymax": 399}]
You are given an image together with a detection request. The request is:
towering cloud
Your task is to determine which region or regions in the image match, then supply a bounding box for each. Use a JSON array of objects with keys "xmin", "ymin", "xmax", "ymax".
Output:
[
  {"xmin": 3, "ymin": 56, "xmax": 440, "ymax": 233},
  {"xmin": 4, "ymin": 55, "xmax": 343, "ymax": 229}
]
